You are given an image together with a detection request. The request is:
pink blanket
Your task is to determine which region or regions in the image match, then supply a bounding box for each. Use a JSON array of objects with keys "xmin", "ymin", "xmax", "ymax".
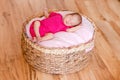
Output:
[{"xmin": 25, "ymin": 11, "xmax": 95, "ymax": 52}]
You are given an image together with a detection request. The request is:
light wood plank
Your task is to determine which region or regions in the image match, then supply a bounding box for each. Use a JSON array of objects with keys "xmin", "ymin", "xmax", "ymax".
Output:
[{"xmin": 0, "ymin": 0, "xmax": 120, "ymax": 80}]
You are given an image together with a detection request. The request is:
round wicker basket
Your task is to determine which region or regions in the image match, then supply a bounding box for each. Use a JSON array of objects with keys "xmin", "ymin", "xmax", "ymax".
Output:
[{"xmin": 21, "ymin": 11, "xmax": 96, "ymax": 74}]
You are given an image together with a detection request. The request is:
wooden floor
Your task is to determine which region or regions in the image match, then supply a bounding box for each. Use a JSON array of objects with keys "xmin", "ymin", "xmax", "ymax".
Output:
[{"xmin": 0, "ymin": 0, "xmax": 120, "ymax": 80}]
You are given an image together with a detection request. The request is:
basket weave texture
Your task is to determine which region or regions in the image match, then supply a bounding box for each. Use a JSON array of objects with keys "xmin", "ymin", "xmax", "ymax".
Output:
[{"xmin": 21, "ymin": 13, "xmax": 95, "ymax": 74}]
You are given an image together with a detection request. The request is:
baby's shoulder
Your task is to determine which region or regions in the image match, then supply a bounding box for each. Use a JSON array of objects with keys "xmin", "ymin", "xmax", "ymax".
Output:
[{"xmin": 49, "ymin": 12, "xmax": 61, "ymax": 17}]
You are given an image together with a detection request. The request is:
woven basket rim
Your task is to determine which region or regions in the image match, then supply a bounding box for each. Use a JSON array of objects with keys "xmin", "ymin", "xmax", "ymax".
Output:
[{"xmin": 22, "ymin": 10, "xmax": 96, "ymax": 50}]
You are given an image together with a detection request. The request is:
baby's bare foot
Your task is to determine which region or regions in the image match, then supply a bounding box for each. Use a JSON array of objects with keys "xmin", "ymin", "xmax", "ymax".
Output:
[
  {"xmin": 31, "ymin": 37, "xmax": 37, "ymax": 42},
  {"xmin": 36, "ymin": 37, "xmax": 42, "ymax": 43}
]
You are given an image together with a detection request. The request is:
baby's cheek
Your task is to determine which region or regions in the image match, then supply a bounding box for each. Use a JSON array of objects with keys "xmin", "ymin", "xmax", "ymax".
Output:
[{"xmin": 72, "ymin": 21, "xmax": 78, "ymax": 26}]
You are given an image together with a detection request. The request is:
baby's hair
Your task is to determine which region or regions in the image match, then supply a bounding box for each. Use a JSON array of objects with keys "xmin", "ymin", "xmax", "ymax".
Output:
[{"xmin": 68, "ymin": 13, "xmax": 82, "ymax": 27}]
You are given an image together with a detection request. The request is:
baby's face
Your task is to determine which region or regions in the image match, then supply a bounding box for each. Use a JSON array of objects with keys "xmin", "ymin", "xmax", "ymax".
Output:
[{"xmin": 63, "ymin": 15, "xmax": 81, "ymax": 26}]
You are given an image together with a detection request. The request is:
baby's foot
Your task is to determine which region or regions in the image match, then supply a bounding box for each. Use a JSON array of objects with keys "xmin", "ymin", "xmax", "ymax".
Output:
[
  {"xmin": 32, "ymin": 37, "xmax": 37, "ymax": 42},
  {"xmin": 36, "ymin": 37, "xmax": 42, "ymax": 43}
]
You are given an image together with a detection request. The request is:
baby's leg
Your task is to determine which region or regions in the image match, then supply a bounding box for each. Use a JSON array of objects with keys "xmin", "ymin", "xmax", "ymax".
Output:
[
  {"xmin": 33, "ymin": 21, "xmax": 41, "ymax": 41},
  {"xmin": 36, "ymin": 33, "xmax": 53, "ymax": 43},
  {"xmin": 41, "ymin": 33, "xmax": 54, "ymax": 41}
]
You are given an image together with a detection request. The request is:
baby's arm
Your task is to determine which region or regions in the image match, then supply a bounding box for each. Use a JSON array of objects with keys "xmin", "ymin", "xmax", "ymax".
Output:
[{"xmin": 66, "ymin": 26, "xmax": 80, "ymax": 32}]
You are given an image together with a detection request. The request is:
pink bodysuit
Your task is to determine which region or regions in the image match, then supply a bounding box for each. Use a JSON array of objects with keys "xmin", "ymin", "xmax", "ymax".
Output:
[{"xmin": 30, "ymin": 12, "xmax": 72, "ymax": 37}]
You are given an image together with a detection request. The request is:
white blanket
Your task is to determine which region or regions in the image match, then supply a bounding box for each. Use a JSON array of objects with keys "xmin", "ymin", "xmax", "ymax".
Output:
[{"xmin": 25, "ymin": 11, "xmax": 94, "ymax": 52}]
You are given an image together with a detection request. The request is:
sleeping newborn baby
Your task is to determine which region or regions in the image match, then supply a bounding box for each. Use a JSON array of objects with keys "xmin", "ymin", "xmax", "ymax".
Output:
[{"xmin": 29, "ymin": 10, "xmax": 82, "ymax": 42}]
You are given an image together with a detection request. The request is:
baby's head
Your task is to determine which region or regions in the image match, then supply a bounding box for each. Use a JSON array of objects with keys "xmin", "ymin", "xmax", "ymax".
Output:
[{"xmin": 63, "ymin": 13, "xmax": 82, "ymax": 27}]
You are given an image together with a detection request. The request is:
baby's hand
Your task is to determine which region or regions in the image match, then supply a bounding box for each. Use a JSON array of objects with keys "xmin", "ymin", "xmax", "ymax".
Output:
[
  {"xmin": 43, "ymin": 8, "xmax": 49, "ymax": 17},
  {"xmin": 44, "ymin": 8, "xmax": 48, "ymax": 12},
  {"xmin": 67, "ymin": 26, "xmax": 80, "ymax": 32}
]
